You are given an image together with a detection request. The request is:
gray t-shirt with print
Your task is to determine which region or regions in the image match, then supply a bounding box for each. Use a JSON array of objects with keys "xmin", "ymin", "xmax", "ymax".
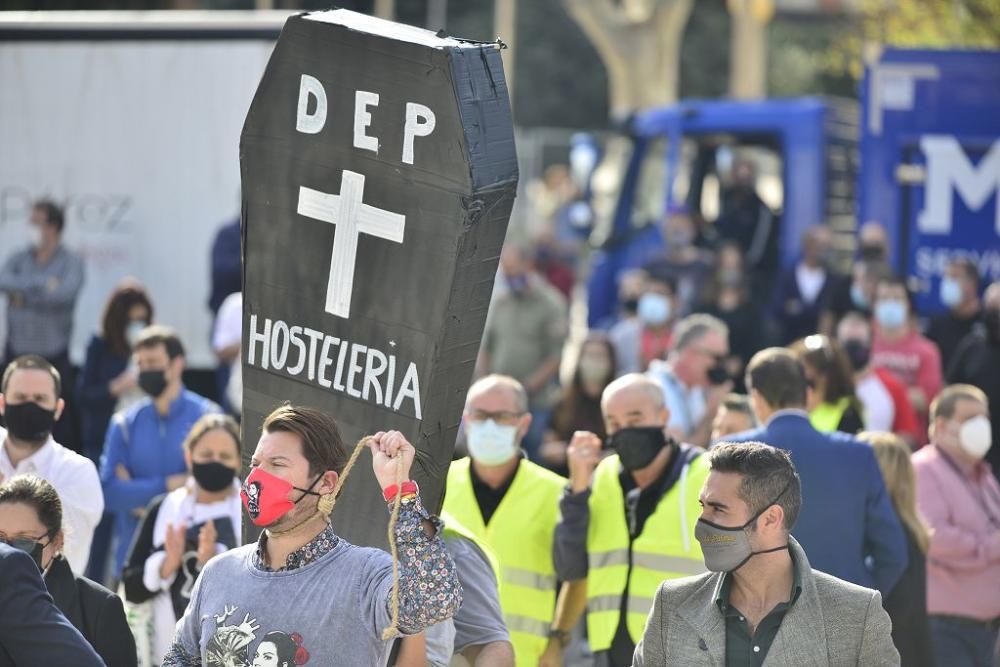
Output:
[{"xmin": 166, "ymin": 538, "xmax": 398, "ymax": 666}]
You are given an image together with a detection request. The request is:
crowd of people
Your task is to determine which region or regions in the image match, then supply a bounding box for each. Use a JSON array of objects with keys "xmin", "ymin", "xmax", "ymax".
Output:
[{"xmin": 0, "ymin": 177, "xmax": 998, "ymax": 667}]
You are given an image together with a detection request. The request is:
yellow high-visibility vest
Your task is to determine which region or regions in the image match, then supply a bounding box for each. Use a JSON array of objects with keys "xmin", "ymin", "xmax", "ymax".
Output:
[
  {"xmin": 810, "ymin": 398, "xmax": 852, "ymax": 433},
  {"xmin": 444, "ymin": 457, "xmax": 565, "ymax": 667},
  {"xmin": 440, "ymin": 509, "xmax": 501, "ymax": 585},
  {"xmin": 586, "ymin": 452, "xmax": 710, "ymax": 650}
]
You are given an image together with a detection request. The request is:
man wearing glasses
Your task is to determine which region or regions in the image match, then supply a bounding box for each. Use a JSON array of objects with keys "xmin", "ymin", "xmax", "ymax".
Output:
[
  {"xmin": 647, "ymin": 314, "xmax": 732, "ymax": 449},
  {"xmin": 444, "ymin": 375, "xmax": 583, "ymax": 667}
]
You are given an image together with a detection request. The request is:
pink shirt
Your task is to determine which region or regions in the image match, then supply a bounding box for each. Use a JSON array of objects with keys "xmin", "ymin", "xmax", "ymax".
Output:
[{"xmin": 912, "ymin": 445, "xmax": 1000, "ymax": 620}]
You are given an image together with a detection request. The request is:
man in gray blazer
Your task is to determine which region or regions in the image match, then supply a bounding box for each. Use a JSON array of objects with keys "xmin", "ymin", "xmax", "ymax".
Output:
[{"xmin": 633, "ymin": 442, "xmax": 900, "ymax": 667}]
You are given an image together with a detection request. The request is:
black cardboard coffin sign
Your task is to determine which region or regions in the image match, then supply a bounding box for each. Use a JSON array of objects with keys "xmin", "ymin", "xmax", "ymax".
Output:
[{"xmin": 240, "ymin": 9, "xmax": 517, "ymax": 548}]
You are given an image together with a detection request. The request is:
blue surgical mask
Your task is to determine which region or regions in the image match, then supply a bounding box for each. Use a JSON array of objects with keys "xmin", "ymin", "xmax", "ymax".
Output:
[
  {"xmin": 466, "ymin": 419, "xmax": 518, "ymax": 465},
  {"xmin": 875, "ymin": 300, "xmax": 907, "ymax": 329},
  {"xmin": 939, "ymin": 278, "xmax": 963, "ymax": 309},
  {"xmin": 850, "ymin": 284, "xmax": 867, "ymax": 309},
  {"xmin": 638, "ymin": 293, "xmax": 671, "ymax": 326}
]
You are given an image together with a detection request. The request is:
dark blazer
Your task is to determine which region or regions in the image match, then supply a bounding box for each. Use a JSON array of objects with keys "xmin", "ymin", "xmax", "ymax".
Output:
[
  {"xmin": 882, "ymin": 530, "xmax": 934, "ymax": 667},
  {"xmin": 0, "ymin": 543, "xmax": 104, "ymax": 667},
  {"xmin": 769, "ymin": 264, "xmax": 835, "ymax": 344},
  {"xmin": 77, "ymin": 333, "xmax": 129, "ymax": 462},
  {"xmin": 727, "ymin": 412, "xmax": 909, "ymax": 594},
  {"xmin": 45, "ymin": 555, "xmax": 137, "ymax": 667}
]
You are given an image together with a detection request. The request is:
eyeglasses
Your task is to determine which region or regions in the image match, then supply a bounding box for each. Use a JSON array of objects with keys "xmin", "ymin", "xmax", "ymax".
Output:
[
  {"xmin": 467, "ymin": 409, "xmax": 525, "ymax": 424},
  {"xmin": 0, "ymin": 533, "xmax": 50, "ymax": 555},
  {"xmin": 694, "ymin": 347, "xmax": 727, "ymax": 362}
]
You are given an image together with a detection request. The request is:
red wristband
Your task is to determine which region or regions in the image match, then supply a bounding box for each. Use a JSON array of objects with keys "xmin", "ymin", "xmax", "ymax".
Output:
[{"xmin": 383, "ymin": 480, "xmax": 418, "ymax": 503}]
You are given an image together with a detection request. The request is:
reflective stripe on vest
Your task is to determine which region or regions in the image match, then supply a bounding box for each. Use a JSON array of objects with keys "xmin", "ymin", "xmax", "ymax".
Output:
[
  {"xmin": 444, "ymin": 457, "xmax": 567, "ymax": 667},
  {"xmin": 585, "ymin": 452, "xmax": 711, "ymax": 651}
]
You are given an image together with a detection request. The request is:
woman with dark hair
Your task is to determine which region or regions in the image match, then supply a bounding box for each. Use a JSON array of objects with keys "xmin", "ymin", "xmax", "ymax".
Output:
[
  {"xmin": 0, "ymin": 474, "xmax": 136, "ymax": 667},
  {"xmin": 791, "ymin": 334, "xmax": 865, "ymax": 434},
  {"xmin": 253, "ymin": 631, "xmax": 310, "ymax": 667},
  {"xmin": 77, "ymin": 278, "xmax": 155, "ymax": 463},
  {"xmin": 539, "ymin": 332, "xmax": 615, "ymax": 475},
  {"xmin": 122, "ymin": 414, "xmax": 243, "ymax": 666}
]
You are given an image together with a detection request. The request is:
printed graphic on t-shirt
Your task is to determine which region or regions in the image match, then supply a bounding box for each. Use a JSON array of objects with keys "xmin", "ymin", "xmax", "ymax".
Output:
[{"xmin": 205, "ymin": 605, "xmax": 311, "ymax": 667}]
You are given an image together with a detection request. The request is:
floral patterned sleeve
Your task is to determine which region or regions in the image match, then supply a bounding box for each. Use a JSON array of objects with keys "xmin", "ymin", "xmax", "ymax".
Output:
[
  {"xmin": 391, "ymin": 494, "xmax": 463, "ymax": 634},
  {"xmin": 161, "ymin": 644, "xmax": 202, "ymax": 667}
]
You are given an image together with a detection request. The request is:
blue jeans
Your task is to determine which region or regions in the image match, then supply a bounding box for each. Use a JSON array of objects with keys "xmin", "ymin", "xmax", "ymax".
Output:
[{"xmin": 929, "ymin": 615, "xmax": 999, "ymax": 667}]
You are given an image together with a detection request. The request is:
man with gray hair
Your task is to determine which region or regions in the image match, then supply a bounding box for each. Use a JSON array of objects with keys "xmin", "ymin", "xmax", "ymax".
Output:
[
  {"xmin": 633, "ymin": 442, "xmax": 899, "ymax": 666},
  {"xmin": 443, "ymin": 374, "xmax": 583, "ymax": 666},
  {"xmin": 647, "ymin": 314, "xmax": 732, "ymax": 448},
  {"xmin": 554, "ymin": 373, "xmax": 710, "ymax": 666}
]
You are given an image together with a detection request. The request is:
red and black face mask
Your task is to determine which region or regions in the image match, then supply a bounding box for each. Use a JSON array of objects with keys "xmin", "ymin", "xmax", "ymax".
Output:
[{"xmin": 240, "ymin": 466, "xmax": 321, "ymax": 527}]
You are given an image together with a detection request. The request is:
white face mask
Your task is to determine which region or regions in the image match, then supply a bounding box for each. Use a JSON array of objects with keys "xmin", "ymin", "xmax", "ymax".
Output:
[
  {"xmin": 959, "ymin": 416, "xmax": 993, "ymax": 460},
  {"xmin": 126, "ymin": 320, "xmax": 147, "ymax": 348},
  {"xmin": 466, "ymin": 419, "xmax": 519, "ymax": 465}
]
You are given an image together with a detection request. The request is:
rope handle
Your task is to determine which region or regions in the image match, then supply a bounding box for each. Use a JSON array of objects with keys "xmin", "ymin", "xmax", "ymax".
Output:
[
  {"xmin": 381, "ymin": 454, "xmax": 405, "ymax": 640},
  {"xmin": 315, "ymin": 435, "xmax": 407, "ymax": 641}
]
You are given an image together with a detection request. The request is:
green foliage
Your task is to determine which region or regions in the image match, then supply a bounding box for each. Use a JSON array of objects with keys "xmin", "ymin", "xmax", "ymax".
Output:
[{"xmin": 862, "ymin": 0, "xmax": 1000, "ymax": 48}]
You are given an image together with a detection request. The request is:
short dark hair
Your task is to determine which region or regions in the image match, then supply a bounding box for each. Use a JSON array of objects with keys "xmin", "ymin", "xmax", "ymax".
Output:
[
  {"xmin": 647, "ymin": 274, "xmax": 677, "ymax": 295},
  {"xmin": 876, "ymin": 274, "xmax": 917, "ymax": 312},
  {"xmin": 745, "ymin": 348, "xmax": 807, "ymax": 409},
  {"xmin": 102, "ymin": 280, "xmax": 155, "ymax": 357},
  {"xmin": 263, "ymin": 404, "xmax": 348, "ymax": 478},
  {"xmin": 0, "ymin": 474, "xmax": 63, "ymax": 536},
  {"xmin": 1, "ymin": 355, "xmax": 61, "ymax": 398},
  {"xmin": 33, "ymin": 200, "xmax": 64, "ymax": 234},
  {"xmin": 134, "ymin": 325, "xmax": 185, "ymax": 359},
  {"xmin": 950, "ymin": 257, "xmax": 980, "ymax": 290},
  {"xmin": 709, "ymin": 442, "xmax": 801, "ymax": 530}
]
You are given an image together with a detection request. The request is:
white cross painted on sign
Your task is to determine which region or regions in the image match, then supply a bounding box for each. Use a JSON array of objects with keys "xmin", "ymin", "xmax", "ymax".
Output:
[{"xmin": 297, "ymin": 170, "xmax": 406, "ymax": 318}]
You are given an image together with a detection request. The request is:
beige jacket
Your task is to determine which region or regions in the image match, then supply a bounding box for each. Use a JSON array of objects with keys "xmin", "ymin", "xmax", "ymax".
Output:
[{"xmin": 632, "ymin": 538, "xmax": 900, "ymax": 666}]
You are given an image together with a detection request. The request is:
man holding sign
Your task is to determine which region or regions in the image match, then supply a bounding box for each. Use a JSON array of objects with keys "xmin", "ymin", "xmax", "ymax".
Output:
[
  {"xmin": 167, "ymin": 6, "xmax": 517, "ymax": 665},
  {"xmin": 162, "ymin": 404, "xmax": 462, "ymax": 666}
]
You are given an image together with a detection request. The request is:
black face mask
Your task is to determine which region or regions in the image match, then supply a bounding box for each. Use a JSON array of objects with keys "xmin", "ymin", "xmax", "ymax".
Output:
[
  {"xmin": 707, "ymin": 361, "xmax": 730, "ymax": 386},
  {"xmin": 608, "ymin": 426, "xmax": 667, "ymax": 471},
  {"xmin": 622, "ymin": 298, "xmax": 640, "ymax": 315},
  {"xmin": 4, "ymin": 534, "xmax": 51, "ymax": 571},
  {"xmin": 858, "ymin": 244, "xmax": 885, "ymax": 261},
  {"xmin": 841, "ymin": 339, "xmax": 871, "ymax": 371},
  {"xmin": 192, "ymin": 461, "xmax": 237, "ymax": 492},
  {"xmin": 138, "ymin": 369, "xmax": 169, "ymax": 398},
  {"xmin": 3, "ymin": 402, "xmax": 57, "ymax": 443}
]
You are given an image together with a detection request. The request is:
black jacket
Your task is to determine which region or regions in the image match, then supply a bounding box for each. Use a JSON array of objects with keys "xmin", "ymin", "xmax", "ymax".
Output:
[
  {"xmin": 882, "ymin": 529, "xmax": 934, "ymax": 667},
  {"xmin": 45, "ymin": 555, "xmax": 138, "ymax": 667},
  {"xmin": 0, "ymin": 544, "xmax": 103, "ymax": 667}
]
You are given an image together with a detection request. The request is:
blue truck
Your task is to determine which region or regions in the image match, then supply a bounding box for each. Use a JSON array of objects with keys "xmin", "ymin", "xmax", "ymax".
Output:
[{"xmin": 587, "ymin": 47, "xmax": 1000, "ymax": 327}]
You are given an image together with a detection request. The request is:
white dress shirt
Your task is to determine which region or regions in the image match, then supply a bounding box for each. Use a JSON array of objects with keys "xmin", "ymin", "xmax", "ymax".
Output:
[{"xmin": 0, "ymin": 427, "xmax": 104, "ymax": 574}]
